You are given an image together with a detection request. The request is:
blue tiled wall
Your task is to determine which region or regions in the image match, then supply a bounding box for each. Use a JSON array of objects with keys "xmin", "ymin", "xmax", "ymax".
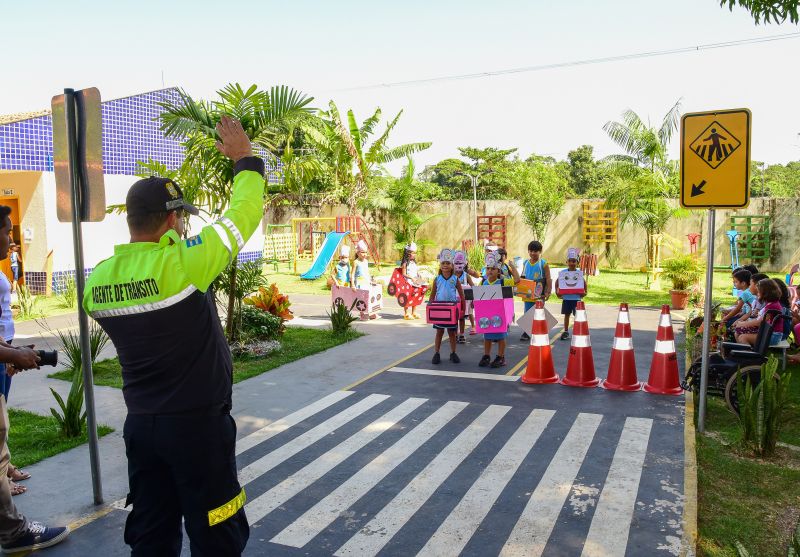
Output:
[{"xmin": 0, "ymin": 88, "xmax": 282, "ymax": 182}]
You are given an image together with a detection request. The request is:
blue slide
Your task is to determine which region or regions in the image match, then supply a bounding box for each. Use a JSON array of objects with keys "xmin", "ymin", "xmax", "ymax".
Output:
[{"xmin": 300, "ymin": 231, "xmax": 349, "ymax": 280}]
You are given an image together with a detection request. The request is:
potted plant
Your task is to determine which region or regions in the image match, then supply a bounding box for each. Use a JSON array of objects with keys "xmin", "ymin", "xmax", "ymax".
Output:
[{"xmin": 661, "ymin": 254, "xmax": 704, "ymax": 310}]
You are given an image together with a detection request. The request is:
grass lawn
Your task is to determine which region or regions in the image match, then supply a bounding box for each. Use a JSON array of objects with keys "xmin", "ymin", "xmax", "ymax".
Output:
[
  {"xmin": 14, "ymin": 294, "xmax": 76, "ymax": 322},
  {"xmin": 696, "ymin": 362, "xmax": 800, "ymax": 556},
  {"xmin": 49, "ymin": 327, "xmax": 364, "ymax": 388},
  {"xmin": 582, "ymin": 268, "xmax": 788, "ymax": 309},
  {"xmin": 7, "ymin": 408, "xmax": 113, "ymax": 468},
  {"xmin": 265, "ymin": 262, "xmax": 399, "ymax": 297}
]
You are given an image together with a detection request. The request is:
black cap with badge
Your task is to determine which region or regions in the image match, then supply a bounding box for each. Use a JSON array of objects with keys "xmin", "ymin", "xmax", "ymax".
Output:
[{"xmin": 126, "ymin": 177, "xmax": 200, "ymax": 217}]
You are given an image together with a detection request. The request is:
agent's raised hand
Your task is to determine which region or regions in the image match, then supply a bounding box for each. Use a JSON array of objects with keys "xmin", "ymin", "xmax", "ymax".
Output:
[{"xmin": 215, "ymin": 116, "xmax": 253, "ymax": 162}]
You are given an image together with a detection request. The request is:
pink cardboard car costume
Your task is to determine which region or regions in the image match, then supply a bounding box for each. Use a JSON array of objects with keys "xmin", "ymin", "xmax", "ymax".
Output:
[
  {"xmin": 467, "ymin": 284, "xmax": 515, "ymax": 334},
  {"xmin": 331, "ymin": 283, "xmax": 383, "ymax": 320}
]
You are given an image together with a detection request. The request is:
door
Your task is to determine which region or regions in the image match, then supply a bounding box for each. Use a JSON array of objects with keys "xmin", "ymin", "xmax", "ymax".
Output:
[{"xmin": 0, "ymin": 198, "xmax": 24, "ymax": 288}]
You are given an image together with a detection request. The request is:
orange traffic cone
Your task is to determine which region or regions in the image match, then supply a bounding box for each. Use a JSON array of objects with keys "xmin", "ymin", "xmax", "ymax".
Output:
[
  {"xmin": 521, "ymin": 301, "xmax": 559, "ymax": 384},
  {"xmin": 643, "ymin": 305, "xmax": 683, "ymax": 395},
  {"xmin": 602, "ymin": 303, "xmax": 641, "ymax": 391},
  {"xmin": 561, "ymin": 301, "xmax": 599, "ymax": 388}
]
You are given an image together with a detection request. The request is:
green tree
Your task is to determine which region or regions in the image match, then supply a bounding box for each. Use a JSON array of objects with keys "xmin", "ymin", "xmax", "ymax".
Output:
[
  {"xmin": 719, "ymin": 0, "xmax": 799, "ymax": 23},
  {"xmin": 306, "ymin": 101, "xmax": 431, "ymax": 212},
  {"xmin": 566, "ymin": 145, "xmax": 607, "ymax": 196},
  {"xmin": 601, "ymin": 101, "xmax": 687, "ymax": 270},
  {"xmin": 509, "ymin": 160, "xmax": 570, "ymax": 241},
  {"xmin": 156, "ymin": 83, "xmax": 315, "ymax": 340},
  {"xmin": 361, "ymin": 158, "xmax": 445, "ymax": 257},
  {"xmin": 751, "ymin": 160, "xmax": 800, "ymax": 197}
]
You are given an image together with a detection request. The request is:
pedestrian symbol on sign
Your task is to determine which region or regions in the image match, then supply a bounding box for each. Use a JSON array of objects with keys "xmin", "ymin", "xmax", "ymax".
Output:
[{"xmin": 689, "ymin": 121, "xmax": 741, "ymax": 169}]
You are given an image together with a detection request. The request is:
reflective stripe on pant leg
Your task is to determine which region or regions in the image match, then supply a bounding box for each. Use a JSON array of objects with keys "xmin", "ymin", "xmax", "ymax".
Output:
[{"xmin": 208, "ymin": 489, "xmax": 247, "ymax": 526}]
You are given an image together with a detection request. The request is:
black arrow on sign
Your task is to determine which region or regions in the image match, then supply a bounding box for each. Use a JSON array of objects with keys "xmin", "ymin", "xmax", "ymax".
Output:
[{"xmin": 691, "ymin": 180, "xmax": 707, "ymax": 197}]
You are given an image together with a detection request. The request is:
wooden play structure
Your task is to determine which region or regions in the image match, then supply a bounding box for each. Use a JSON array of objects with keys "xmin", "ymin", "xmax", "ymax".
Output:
[
  {"xmin": 477, "ymin": 215, "xmax": 507, "ymax": 248},
  {"xmin": 581, "ymin": 201, "xmax": 618, "ymax": 244},
  {"xmin": 728, "ymin": 215, "xmax": 771, "ymax": 263}
]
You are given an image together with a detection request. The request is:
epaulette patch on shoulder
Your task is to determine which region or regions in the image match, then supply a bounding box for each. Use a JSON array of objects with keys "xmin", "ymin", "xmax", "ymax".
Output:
[{"xmin": 186, "ymin": 235, "xmax": 203, "ymax": 248}]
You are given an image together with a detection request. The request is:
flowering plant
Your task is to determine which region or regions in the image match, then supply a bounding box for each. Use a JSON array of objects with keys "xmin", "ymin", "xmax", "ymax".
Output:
[{"xmin": 243, "ymin": 283, "xmax": 293, "ymax": 321}]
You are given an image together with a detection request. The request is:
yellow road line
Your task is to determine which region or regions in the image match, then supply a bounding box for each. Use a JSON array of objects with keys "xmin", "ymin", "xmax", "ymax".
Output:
[
  {"xmin": 65, "ymin": 504, "xmax": 118, "ymax": 534},
  {"xmin": 506, "ymin": 357, "xmax": 528, "ymax": 376},
  {"xmin": 681, "ymin": 391, "xmax": 698, "ymax": 556},
  {"xmin": 342, "ymin": 342, "xmax": 435, "ymax": 391},
  {"xmin": 515, "ymin": 329, "xmax": 564, "ymax": 376}
]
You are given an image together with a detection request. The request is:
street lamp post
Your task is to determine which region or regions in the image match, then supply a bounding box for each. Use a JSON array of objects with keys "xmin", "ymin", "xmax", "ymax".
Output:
[{"xmin": 455, "ymin": 170, "xmax": 492, "ymax": 244}]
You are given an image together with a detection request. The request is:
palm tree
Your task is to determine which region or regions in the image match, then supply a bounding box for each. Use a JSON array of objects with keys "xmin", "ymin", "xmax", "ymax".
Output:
[
  {"xmin": 361, "ymin": 158, "xmax": 445, "ymax": 257},
  {"xmin": 601, "ymin": 101, "xmax": 687, "ymax": 274},
  {"xmin": 157, "ymin": 83, "xmax": 315, "ymax": 339},
  {"xmin": 307, "ymin": 101, "xmax": 432, "ymax": 212}
]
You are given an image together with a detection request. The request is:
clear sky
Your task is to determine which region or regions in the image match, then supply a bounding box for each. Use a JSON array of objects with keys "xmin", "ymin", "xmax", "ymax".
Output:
[{"xmin": 4, "ymin": 0, "xmax": 800, "ymax": 170}]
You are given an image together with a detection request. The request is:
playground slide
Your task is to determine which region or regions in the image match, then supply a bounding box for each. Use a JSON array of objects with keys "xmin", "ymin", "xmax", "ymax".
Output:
[{"xmin": 300, "ymin": 231, "xmax": 349, "ymax": 280}]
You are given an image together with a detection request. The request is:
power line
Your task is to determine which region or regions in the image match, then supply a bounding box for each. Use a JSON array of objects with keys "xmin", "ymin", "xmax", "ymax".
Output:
[{"xmin": 335, "ymin": 32, "xmax": 800, "ymax": 91}]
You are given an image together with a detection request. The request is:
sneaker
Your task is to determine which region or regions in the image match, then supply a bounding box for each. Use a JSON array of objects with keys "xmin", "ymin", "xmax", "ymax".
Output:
[
  {"xmin": 432, "ymin": 352, "xmax": 441, "ymax": 365},
  {"xmin": 469, "ymin": 328, "xmax": 477, "ymax": 335},
  {"xmin": 560, "ymin": 331, "xmax": 570, "ymax": 341},
  {"xmin": 490, "ymin": 355, "xmax": 506, "ymax": 368},
  {"xmin": 520, "ymin": 332, "xmax": 530, "ymax": 341},
  {"xmin": 479, "ymin": 355, "xmax": 491, "ymax": 367},
  {"xmin": 457, "ymin": 335, "xmax": 466, "ymax": 344},
  {"xmin": 2, "ymin": 522, "xmax": 69, "ymax": 552},
  {"xmin": 450, "ymin": 352, "xmax": 460, "ymax": 363}
]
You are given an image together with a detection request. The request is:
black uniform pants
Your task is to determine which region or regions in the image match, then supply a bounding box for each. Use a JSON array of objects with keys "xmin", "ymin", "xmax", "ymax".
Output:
[{"xmin": 123, "ymin": 413, "xmax": 249, "ymax": 557}]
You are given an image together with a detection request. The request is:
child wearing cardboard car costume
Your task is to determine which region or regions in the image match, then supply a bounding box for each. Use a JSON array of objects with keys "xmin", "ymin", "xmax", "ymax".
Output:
[
  {"xmin": 479, "ymin": 251, "xmax": 520, "ymax": 368},
  {"xmin": 352, "ymin": 239, "xmax": 372, "ymax": 289},
  {"xmin": 401, "ymin": 242, "xmax": 423, "ymax": 319},
  {"xmin": 429, "ymin": 249, "xmax": 465, "ymax": 364},
  {"xmin": 555, "ymin": 247, "xmax": 587, "ymax": 341}
]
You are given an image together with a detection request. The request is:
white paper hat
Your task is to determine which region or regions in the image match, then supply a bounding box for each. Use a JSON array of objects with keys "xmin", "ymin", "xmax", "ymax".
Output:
[
  {"xmin": 356, "ymin": 239, "xmax": 368, "ymax": 253},
  {"xmin": 567, "ymin": 247, "xmax": 580, "ymax": 261},
  {"xmin": 485, "ymin": 251, "xmax": 501, "ymax": 269},
  {"xmin": 340, "ymin": 245, "xmax": 351, "ymax": 258},
  {"xmin": 405, "ymin": 242, "xmax": 417, "ymax": 252},
  {"xmin": 438, "ymin": 248, "xmax": 454, "ymax": 263}
]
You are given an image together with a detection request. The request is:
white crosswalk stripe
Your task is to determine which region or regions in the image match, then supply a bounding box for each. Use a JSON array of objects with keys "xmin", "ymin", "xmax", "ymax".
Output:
[
  {"xmin": 334, "ymin": 404, "xmax": 511, "ymax": 557},
  {"xmin": 244, "ymin": 397, "xmax": 427, "ymax": 525},
  {"xmin": 235, "ymin": 391, "xmax": 354, "ymax": 455},
  {"xmin": 581, "ymin": 417, "xmax": 653, "ymax": 557},
  {"xmin": 237, "ymin": 392, "xmax": 666, "ymax": 556},
  {"xmin": 500, "ymin": 413, "xmax": 603, "ymax": 557},
  {"xmin": 417, "ymin": 408, "xmax": 556, "ymax": 557},
  {"xmin": 271, "ymin": 400, "xmax": 469, "ymax": 548},
  {"xmin": 238, "ymin": 393, "xmax": 388, "ymax": 486}
]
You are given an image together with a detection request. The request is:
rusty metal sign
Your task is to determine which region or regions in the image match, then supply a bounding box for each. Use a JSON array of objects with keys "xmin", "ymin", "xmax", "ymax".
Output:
[{"xmin": 51, "ymin": 87, "xmax": 106, "ymax": 222}]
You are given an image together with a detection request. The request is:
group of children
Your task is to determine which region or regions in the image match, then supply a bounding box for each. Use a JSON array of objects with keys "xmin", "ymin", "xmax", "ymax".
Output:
[
  {"xmin": 426, "ymin": 241, "xmax": 587, "ymax": 369},
  {"xmin": 333, "ymin": 239, "xmax": 373, "ymax": 289},
  {"xmin": 720, "ymin": 264, "xmax": 792, "ymax": 350}
]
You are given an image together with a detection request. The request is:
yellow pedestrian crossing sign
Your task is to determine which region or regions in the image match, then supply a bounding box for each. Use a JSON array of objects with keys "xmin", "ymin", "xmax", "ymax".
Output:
[{"xmin": 680, "ymin": 108, "xmax": 751, "ymax": 209}]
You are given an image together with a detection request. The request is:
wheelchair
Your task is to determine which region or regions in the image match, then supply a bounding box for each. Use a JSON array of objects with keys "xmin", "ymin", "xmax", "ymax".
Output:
[{"xmin": 682, "ymin": 309, "xmax": 781, "ymax": 415}]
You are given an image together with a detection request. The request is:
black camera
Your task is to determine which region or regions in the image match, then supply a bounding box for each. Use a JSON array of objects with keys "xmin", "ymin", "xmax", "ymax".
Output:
[{"xmin": 35, "ymin": 350, "xmax": 58, "ymax": 367}]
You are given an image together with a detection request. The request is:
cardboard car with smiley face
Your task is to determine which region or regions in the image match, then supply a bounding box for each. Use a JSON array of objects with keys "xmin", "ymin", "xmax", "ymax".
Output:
[{"xmin": 557, "ymin": 269, "xmax": 585, "ymax": 295}]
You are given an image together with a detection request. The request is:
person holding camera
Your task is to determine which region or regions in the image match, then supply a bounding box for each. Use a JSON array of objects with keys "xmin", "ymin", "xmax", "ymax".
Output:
[
  {"xmin": 83, "ymin": 117, "xmax": 264, "ymax": 556},
  {"xmin": 0, "ymin": 205, "xmax": 70, "ymax": 553}
]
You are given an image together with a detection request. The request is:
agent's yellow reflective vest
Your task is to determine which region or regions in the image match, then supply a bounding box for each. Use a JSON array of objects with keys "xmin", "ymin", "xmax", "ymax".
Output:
[{"xmin": 83, "ymin": 157, "xmax": 265, "ymax": 414}]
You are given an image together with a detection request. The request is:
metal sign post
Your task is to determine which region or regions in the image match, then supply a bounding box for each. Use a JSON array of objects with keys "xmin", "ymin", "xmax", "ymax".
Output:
[
  {"xmin": 697, "ymin": 210, "xmax": 715, "ymax": 433},
  {"xmin": 680, "ymin": 108, "xmax": 751, "ymax": 433},
  {"xmin": 52, "ymin": 88, "xmax": 105, "ymax": 504}
]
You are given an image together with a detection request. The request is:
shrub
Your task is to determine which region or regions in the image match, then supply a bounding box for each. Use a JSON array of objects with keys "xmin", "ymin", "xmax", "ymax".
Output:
[
  {"xmin": 661, "ymin": 253, "xmax": 704, "ymax": 291},
  {"xmin": 58, "ymin": 275, "xmax": 78, "ymax": 309},
  {"xmin": 737, "ymin": 355, "xmax": 792, "ymax": 457},
  {"xmin": 16, "ymin": 284, "xmax": 40, "ymax": 319},
  {"xmin": 466, "ymin": 244, "xmax": 484, "ymax": 275},
  {"xmin": 328, "ymin": 300, "xmax": 358, "ymax": 335},
  {"xmin": 47, "ymin": 322, "xmax": 110, "ymax": 438},
  {"xmin": 240, "ymin": 305, "xmax": 284, "ymax": 342},
  {"xmin": 243, "ymin": 284, "xmax": 293, "ymax": 321}
]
